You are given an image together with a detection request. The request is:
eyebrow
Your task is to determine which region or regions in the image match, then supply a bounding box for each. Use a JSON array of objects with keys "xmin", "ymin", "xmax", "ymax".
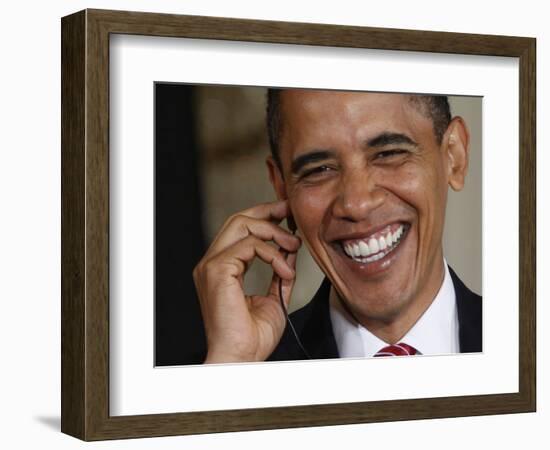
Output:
[
  {"xmin": 367, "ymin": 132, "xmax": 418, "ymax": 148},
  {"xmin": 289, "ymin": 132, "xmax": 418, "ymax": 175},
  {"xmin": 291, "ymin": 150, "xmax": 335, "ymax": 175}
]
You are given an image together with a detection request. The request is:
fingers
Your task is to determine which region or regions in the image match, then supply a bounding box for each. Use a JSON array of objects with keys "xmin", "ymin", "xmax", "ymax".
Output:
[
  {"xmin": 206, "ymin": 201, "xmax": 300, "ymax": 259},
  {"xmin": 239, "ymin": 199, "xmax": 290, "ymax": 222},
  {"xmin": 209, "ymin": 235, "xmax": 297, "ymax": 282},
  {"xmin": 216, "ymin": 200, "xmax": 289, "ymax": 238}
]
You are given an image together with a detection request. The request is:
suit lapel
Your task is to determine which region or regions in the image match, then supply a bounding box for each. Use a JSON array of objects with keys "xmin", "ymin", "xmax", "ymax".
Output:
[
  {"xmin": 268, "ymin": 277, "xmax": 339, "ymax": 361},
  {"xmin": 298, "ymin": 278, "xmax": 340, "ymax": 359},
  {"xmin": 449, "ymin": 266, "xmax": 482, "ymax": 352}
]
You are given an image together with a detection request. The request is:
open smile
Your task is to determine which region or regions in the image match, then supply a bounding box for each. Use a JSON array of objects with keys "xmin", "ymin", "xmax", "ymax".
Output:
[{"xmin": 339, "ymin": 223, "xmax": 410, "ymax": 265}]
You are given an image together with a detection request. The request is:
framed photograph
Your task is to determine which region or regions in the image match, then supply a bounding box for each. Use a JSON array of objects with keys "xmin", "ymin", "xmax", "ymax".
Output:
[{"xmin": 61, "ymin": 9, "xmax": 536, "ymax": 440}]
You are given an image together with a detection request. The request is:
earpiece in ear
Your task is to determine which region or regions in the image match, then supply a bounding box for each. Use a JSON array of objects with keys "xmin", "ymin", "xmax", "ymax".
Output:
[{"xmin": 287, "ymin": 215, "xmax": 297, "ymax": 234}]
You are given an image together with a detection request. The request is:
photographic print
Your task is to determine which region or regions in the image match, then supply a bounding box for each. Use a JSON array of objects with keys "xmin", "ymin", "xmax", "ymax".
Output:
[{"xmin": 154, "ymin": 84, "xmax": 483, "ymax": 367}]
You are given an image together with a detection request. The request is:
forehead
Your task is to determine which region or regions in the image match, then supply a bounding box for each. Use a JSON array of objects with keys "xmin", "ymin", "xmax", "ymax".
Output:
[
  {"xmin": 280, "ymin": 89, "xmax": 415, "ymax": 123},
  {"xmin": 278, "ymin": 89, "xmax": 434, "ymax": 151}
]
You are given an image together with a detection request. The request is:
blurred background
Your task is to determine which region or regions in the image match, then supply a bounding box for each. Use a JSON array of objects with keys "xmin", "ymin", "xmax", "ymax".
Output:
[{"xmin": 154, "ymin": 83, "xmax": 482, "ymax": 366}]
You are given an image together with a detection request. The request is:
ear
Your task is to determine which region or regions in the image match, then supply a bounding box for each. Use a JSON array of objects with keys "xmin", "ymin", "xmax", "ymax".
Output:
[
  {"xmin": 266, "ymin": 155, "xmax": 288, "ymax": 200},
  {"xmin": 443, "ymin": 116, "xmax": 470, "ymax": 192}
]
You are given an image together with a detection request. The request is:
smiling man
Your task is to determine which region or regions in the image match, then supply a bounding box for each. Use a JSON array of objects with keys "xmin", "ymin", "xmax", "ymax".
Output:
[{"xmin": 193, "ymin": 88, "xmax": 481, "ymax": 363}]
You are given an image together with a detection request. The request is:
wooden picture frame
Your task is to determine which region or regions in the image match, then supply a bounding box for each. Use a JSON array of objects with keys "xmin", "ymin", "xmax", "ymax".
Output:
[{"xmin": 61, "ymin": 8, "xmax": 536, "ymax": 441}]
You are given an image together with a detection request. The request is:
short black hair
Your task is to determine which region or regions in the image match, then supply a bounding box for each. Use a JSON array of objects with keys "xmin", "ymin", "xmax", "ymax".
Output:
[{"xmin": 266, "ymin": 89, "xmax": 451, "ymax": 168}]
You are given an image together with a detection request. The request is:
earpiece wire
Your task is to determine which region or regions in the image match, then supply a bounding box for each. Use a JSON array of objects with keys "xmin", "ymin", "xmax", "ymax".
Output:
[{"xmin": 278, "ymin": 229, "xmax": 311, "ymax": 360}]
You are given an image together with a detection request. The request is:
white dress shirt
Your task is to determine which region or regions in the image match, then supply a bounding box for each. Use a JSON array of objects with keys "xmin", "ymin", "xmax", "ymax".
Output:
[{"xmin": 329, "ymin": 262, "xmax": 459, "ymax": 357}]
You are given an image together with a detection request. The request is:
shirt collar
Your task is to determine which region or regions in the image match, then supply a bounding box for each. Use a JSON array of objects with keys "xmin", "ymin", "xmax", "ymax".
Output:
[{"xmin": 329, "ymin": 261, "xmax": 459, "ymax": 358}]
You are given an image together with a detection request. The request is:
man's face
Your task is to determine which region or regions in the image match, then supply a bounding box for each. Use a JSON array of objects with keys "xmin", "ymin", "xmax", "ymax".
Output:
[{"xmin": 269, "ymin": 90, "xmax": 466, "ymax": 326}]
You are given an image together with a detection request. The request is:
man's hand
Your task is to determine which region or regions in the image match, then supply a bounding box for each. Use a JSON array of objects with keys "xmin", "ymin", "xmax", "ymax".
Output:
[{"xmin": 192, "ymin": 200, "xmax": 301, "ymax": 364}]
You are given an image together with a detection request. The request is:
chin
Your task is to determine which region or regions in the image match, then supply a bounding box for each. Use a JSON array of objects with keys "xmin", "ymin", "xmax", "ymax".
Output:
[{"xmin": 347, "ymin": 283, "xmax": 413, "ymax": 322}]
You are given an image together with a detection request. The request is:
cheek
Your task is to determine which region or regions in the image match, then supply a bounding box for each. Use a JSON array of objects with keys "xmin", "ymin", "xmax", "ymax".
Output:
[
  {"xmin": 375, "ymin": 166, "xmax": 422, "ymax": 212},
  {"xmin": 381, "ymin": 164, "xmax": 445, "ymax": 215},
  {"xmin": 291, "ymin": 187, "xmax": 332, "ymax": 239}
]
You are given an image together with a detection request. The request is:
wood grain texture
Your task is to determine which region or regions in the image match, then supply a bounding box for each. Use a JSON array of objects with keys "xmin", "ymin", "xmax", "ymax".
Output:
[
  {"xmin": 87, "ymin": 8, "xmax": 532, "ymax": 56},
  {"xmin": 60, "ymin": 8, "xmax": 536, "ymax": 441},
  {"xmin": 518, "ymin": 38, "xmax": 536, "ymax": 410},
  {"xmin": 85, "ymin": 10, "xmax": 111, "ymax": 440},
  {"xmin": 61, "ymin": 10, "xmax": 86, "ymax": 439}
]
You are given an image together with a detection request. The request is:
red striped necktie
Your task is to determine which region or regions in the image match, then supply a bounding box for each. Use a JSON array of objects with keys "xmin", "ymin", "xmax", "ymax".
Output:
[{"xmin": 374, "ymin": 343, "xmax": 418, "ymax": 357}]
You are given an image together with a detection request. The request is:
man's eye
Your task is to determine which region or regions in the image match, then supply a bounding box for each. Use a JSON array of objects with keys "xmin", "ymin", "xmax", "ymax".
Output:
[
  {"xmin": 301, "ymin": 165, "xmax": 333, "ymax": 178},
  {"xmin": 375, "ymin": 149, "xmax": 408, "ymax": 160}
]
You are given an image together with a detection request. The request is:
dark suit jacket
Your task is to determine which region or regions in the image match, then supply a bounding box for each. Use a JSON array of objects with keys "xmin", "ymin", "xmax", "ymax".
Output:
[{"xmin": 269, "ymin": 266, "xmax": 482, "ymax": 361}]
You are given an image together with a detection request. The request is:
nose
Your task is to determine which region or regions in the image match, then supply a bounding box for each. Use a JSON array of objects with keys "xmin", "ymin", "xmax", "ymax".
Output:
[{"xmin": 331, "ymin": 168, "xmax": 385, "ymax": 222}]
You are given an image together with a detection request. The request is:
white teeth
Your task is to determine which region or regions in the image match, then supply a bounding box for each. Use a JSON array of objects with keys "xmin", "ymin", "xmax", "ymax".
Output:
[
  {"xmin": 358, "ymin": 240, "xmax": 370, "ymax": 257},
  {"xmin": 368, "ymin": 237, "xmax": 379, "ymax": 254},
  {"xmin": 365, "ymin": 252, "xmax": 383, "ymax": 263},
  {"xmin": 342, "ymin": 224, "xmax": 407, "ymax": 262}
]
